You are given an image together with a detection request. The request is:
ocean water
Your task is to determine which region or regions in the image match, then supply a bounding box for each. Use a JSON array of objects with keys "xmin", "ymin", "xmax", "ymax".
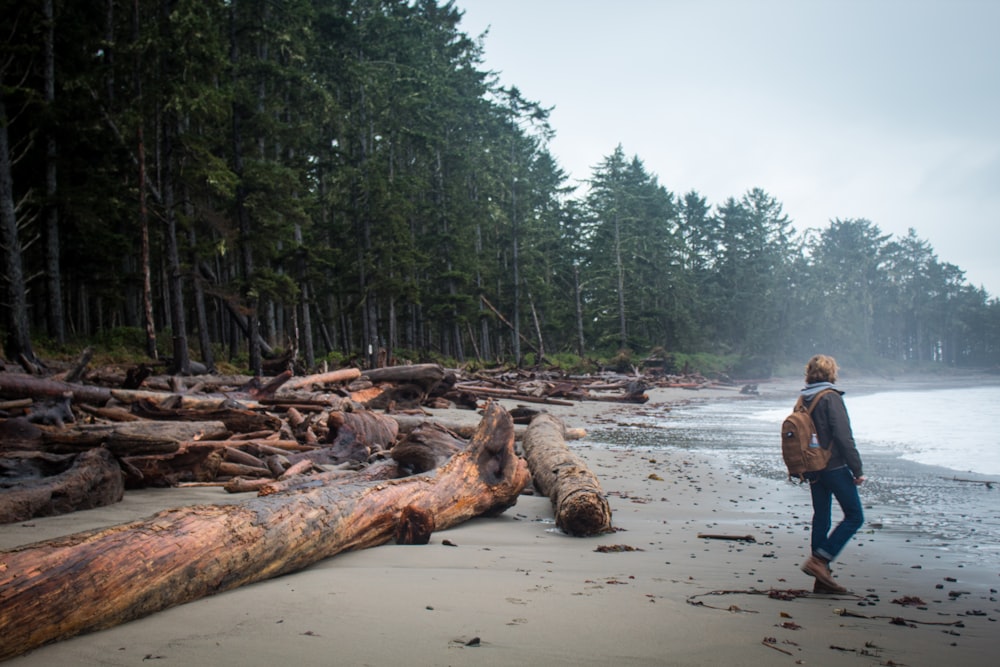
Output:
[
  {"xmin": 588, "ymin": 383, "xmax": 1000, "ymax": 568},
  {"xmin": 751, "ymin": 385, "xmax": 1000, "ymax": 476}
]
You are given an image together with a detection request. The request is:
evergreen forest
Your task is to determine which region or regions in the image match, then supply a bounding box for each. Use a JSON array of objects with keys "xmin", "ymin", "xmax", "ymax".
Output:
[{"xmin": 2, "ymin": 0, "xmax": 998, "ymax": 377}]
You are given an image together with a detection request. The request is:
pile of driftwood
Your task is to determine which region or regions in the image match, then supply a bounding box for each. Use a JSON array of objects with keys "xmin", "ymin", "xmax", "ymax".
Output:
[
  {"xmin": 0, "ymin": 401, "xmax": 535, "ymax": 660},
  {"xmin": 0, "ymin": 361, "xmax": 686, "ymax": 523},
  {"xmin": 0, "ymin": 360, "xmax": 623, "ymax": 660}
]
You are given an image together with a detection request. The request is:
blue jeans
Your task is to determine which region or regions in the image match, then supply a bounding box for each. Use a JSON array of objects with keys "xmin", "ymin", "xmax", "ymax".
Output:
[{"xmin": 807, "ymin": 466, "xmax": 864, "ymax": 563}]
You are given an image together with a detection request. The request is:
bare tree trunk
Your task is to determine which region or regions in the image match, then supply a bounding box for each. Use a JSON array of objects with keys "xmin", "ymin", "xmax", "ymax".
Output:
[
  {"xmin": 134, "ymin": 0, "xmax": 157, "ymax": 360},
  {"xmin": 162, "ymin": 118, "xmax": 190, "ymax": 374},
  {"xmin": 230, "ymin": 0, "xmax": 260, "ymax": 376},
  {"xmin": 614, "ymin": 213, "xmax": 628, "ymax": 350},
  {"xmin": 186, "ymin": 196, "xmax": 215, "ymax": 371},
  {"xmin": 574, "ymin": 263, "xmax": 585, "ymax": 356},
  {"xmin": 293, "ymin": 223, "xmax": 315, "ymax": 368},
  {"xmin": 43, "ymin": 0, "xmax": 65, "ymax": 345},
  {"xmin": 0, "ymin": 94, "xmax": 38, "ymax": 368}
]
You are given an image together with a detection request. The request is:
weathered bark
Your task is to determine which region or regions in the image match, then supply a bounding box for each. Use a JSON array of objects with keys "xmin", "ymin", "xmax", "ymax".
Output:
[
  {"xmin": 390, "ymin": 415, "xmax": 587, "ymax": 443},
  {"xmin": 256, "ymin": 458, "xmax": 400, "ymax": 496},
  {"xmin": 584, "ymin": 392, "xmax": 649, "ymax": 404},
  {"xmin": 62, "ymin": 346, "xmax": 93, "ymax": 384},
  {"xmin": 116, "ymin": 438, "xmax": 314, "ymax": 488},
  {"xmin": 40, "ymin": 420, "xmax": 230, "ymax": 456},
  {"xmin": 392, "ymin": 414, "xmax": 479, "ymax": 438},
  {"xmin": 111, "ymin": 389, "xmax": 262, "ymax": 410},
  {"xmin": 361, "ymin": 363, "xmax": 445, "ymax": 387},
  {"xmin": 129, "ymin": 399, "xmax": 281, "ymax": 433},
  {"xmin": 453, "ymin": 385, "xmax": 574, "ymax": 406},
  {"xmin": 325, "ymin": 409, "xmax": 399, "ymax": 463},
  {"xmin": 217, "ymin": 460, "xmax": 270, "ymax": 478},
  {"xmin": 0, "ymin": 402, "xmax": 528, "ymax": 660},
  {"xmin": 351, "ymin": 382, "xmax": 431, "ymax": 410},
  {"xmin": 522, "ymin": 413, "xmax": 612, "ymax": 537},
  {"xmin": 281, "ymin": 367, "xmax": 361, "ymax": 391},
  {"xmin": 0, "ymin": 374, "xmax": 112, "ymax": 406},
  {"xmin": 245, "ymin": 369, "xmax": 293, "ymax": 398},
  {"xmin": 391, "ymin": 421, "xmax": 467, "ymax": 474},
  {"xmin": 118, "ymin": 440, "xmax": 233, "ymax": 487},
  {"xmin": 0, "ymin": 448, "xmax": 124, "ymax": 523},
  {"xmin": 0, "ymin": 375, "xmax": 256, "ymax": 414}
]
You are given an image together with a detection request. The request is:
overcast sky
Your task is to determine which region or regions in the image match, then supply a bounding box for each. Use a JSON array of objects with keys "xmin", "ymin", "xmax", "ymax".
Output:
[{"xmin": 456, "ymin": 0, "xmax": 1000, "ymax": 298}]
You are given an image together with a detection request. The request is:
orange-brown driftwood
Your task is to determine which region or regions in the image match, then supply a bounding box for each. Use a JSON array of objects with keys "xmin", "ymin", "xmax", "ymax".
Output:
[
  {"xmin": 522, "ymin": 412, "xmax": 612, "ymax": 537},
  {"xmin": 280, "ymin": 366, "xmax": 362, "ymax": 391},
  {"xmin": 0, "ymin": 402, "xmax": 528, "ymax": 661}
]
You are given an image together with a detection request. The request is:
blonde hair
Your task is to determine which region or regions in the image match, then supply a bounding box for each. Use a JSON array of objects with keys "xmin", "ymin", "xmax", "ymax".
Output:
[{"xmin": 805, "ymin": 354, "xmax": 838, "ymax": 384}]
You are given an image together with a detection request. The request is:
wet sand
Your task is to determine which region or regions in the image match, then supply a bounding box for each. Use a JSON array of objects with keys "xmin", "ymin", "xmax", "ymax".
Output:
[{"xmin": 1, "ymin": 380, "xmax": 997, "ymax": 665}]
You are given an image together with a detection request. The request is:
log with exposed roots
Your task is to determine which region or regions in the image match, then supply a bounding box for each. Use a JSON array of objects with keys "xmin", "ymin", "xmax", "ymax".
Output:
[
  {"xmin": 0, "ymin": 402, "xmax": 528, "ymax": 661},
  {"xmin": 522, "ymin": 412, "xmax": 613, "ymax": 537}
]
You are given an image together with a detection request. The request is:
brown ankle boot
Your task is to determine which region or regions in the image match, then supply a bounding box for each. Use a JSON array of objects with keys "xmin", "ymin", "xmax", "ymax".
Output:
[
  {"xmin": 801, "ymin": 555, "xmax": 845, "ymax": 592},
  {"xmin": 813, "ymin": 578, "xmax": 847, "ymax": 594}
]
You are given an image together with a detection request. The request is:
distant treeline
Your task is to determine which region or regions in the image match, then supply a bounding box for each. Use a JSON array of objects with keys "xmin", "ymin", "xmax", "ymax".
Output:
[{"xmin": 2, "ymin": 1, "xmax": 997, "ymax": 374}]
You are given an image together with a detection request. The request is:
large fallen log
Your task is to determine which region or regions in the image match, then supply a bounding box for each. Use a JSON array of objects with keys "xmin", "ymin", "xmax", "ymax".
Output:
[
  {"xmin": 256, "ymin": 459, "xmax": 401, "ymax": 496},
  {"xmin": 522, "ymin": 412, "xmax": 613, "ymax": 537},
  {"xmin": 0, "ymin": 402, "xmax": 529, "ymax": 661},
  {"xmin": 0, "ymin": 448, "xmax": 124, "ymax": 524},
  {"xmin": 360, "ymin": 363, "xmax": 445, "ymax": 386},
  {"xmin": 390, "ymin": 413, "xmax": 587, "ymax": 442},
  {"xmin": 280, "ymin": 366, "xmax": 361, "ymax": 391},
  {"xmin": 39, "ymin": 420, "xmax": 230, "ymax": 456},
  {"xmin": 129, "ymin": 398, "xmax": 281, "ymax": 433},
  {"xmin": 453, "ymin": 384, "xmax": 574, "ymax": 406},
  {"xmin": 0, "ymin": 373, "xmax": 112, "ymax": 406}
]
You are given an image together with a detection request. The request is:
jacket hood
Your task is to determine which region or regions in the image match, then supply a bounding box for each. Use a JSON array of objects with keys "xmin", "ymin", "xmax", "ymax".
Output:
[{"xmin": 801, "ymin": 381, "xmax": 843, "ymax": 398}]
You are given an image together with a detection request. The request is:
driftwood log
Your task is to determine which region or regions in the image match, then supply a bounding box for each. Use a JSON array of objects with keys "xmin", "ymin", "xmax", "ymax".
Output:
[
  {"xmin": 0, "ymin": 374, "xmax": 113, "ymax": 406},
  {"xmin": 129, "ymin": 399, "xmax": 281, "ymax": 433},
  {"xmin": 280, "ymin": 367, "xmax": 361, "ymax": 391},
  {"xmin": 391, "ymin": 421, "xmax": 468, "ymax": 474},
  {"xmin": 119, "ymin": 441, "xmax": 228, "ymax": 487},
  {"xmin": 0, "ymin": 448, "xmax": 124, "ymax": 524},
  {"xmin": 38, "ymin": 420, "xmax": 230, "ymax": 456},
  {"xmin": 0, "ymin": 402, "xmax": 528, "ymax": 661},
  {"xmin": 390, "ymin": 414, "xmax": 587, "ymax": 442},
  {"xmin": 361, "ymin": 363, "xmax": 445, "ymax": 387},
  {"xmin": 522, "ymin": 412, "xmax": 612, "ymax": 537}
]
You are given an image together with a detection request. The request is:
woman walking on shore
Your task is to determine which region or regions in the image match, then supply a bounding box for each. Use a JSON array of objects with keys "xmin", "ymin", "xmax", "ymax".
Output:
[{"xmin": 798, "ymin": 355, "xmax": 867, "ymax": 593}]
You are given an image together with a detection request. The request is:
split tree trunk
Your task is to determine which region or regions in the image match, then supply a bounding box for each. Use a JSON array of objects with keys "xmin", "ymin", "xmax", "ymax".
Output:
[
  {"xmin": 522, "ymin": 412, "xmax": 613, "ymax": 537},
  {"xmin": 0, "ymin": 448, "xmax": 124, "ymax": 524},
  {"xmin": 0, "ymin": 402, "xmax": 528, "ymax": 661}
]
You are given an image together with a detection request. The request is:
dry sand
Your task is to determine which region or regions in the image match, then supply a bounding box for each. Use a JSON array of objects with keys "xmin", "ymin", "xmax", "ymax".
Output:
[{"xmin": 2, "ymin": 380, "xmax": 997, "ymax": 666}]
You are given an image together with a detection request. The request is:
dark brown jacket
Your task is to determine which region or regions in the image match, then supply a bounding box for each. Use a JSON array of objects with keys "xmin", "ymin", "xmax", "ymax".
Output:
[{"xmin": 803, "ymin": 387, "xmax": 864, "ymax": 478}]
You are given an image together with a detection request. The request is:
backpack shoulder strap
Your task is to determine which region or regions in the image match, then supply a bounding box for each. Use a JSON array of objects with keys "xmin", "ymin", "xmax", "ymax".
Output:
[{"xmin": 804, "ymin": 388, "xmax": 836, "ymax": 416}]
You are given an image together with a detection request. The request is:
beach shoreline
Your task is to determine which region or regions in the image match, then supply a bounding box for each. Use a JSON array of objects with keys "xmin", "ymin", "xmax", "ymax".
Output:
[{"xmin": 2, "ymin": 376, "xmax": 997, "ymax": 665}]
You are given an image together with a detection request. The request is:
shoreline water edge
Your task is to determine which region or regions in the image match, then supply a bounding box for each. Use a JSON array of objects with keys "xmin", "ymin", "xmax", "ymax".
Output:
[{"xmin": 2, "ymin": 375, "xmax": 997, "ymax": 665}]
